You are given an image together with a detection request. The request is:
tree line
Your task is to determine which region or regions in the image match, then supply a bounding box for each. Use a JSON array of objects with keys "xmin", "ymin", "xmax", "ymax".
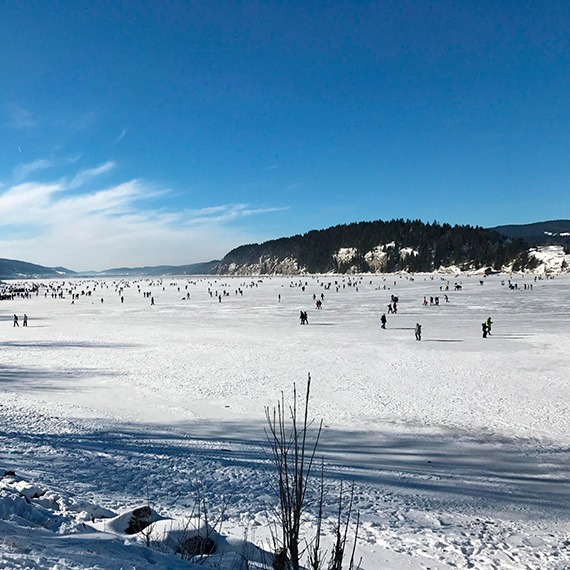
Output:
[{"xmin": 217, "ymin": 219, "xmax": 539, "ymax": 274}]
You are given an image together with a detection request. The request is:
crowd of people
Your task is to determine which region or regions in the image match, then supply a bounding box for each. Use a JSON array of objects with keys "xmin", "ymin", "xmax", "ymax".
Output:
[{"xmin": 1, "ymin": 274, "xmax": 515, "ymax": 344}]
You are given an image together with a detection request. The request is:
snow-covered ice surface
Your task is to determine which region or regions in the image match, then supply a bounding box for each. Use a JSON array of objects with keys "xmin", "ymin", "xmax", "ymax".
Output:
[{"xmin": 0, "ymin": 273, "xmax": 569, "ymax": 569}]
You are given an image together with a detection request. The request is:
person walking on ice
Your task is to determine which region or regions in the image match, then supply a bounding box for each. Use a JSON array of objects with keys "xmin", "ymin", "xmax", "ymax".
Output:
[
  {"xmin": 23, "ymin": 314, "xmax": 28, "ymax": 327},
  {"xmin": 381, "ymin": 313, "xmax": 387, "ymax": 329},
  {"xmin": 415, "ymin": 322, "xmax": 422, "ymax": 341},
  {"xmin": 486, "ymin": 316, "xmax": 493, "ymax": 335},
  {"xmin": 13, "ymin": 314, "xmax": 18, "ymax": 327}
]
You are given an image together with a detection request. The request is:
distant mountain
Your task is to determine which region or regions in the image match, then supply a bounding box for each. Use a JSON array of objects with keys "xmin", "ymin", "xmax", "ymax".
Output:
[
  {"xmin": 0, "ymin": 259, "xmax": 219, "ymax": 280},
  {"xmin": 491, "ymin": 220, "xmax": 570, "ymax": 247},
  {"xmin": 216, "ymin": 219, "xmax": 539, "ymax": 275},
  {"xmin": 0, "ymin": 258, "xmax": 76, "ymax": 280},
  {"xmin": 94, "ymin": 260, "xmax": 220, "ymax": 277}
]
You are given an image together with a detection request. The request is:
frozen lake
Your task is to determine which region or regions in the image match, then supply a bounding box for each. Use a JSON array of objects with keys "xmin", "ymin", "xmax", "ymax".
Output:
[{"xmin": 1, "ymin": 272, "xmax": 569, "ymax": 569}]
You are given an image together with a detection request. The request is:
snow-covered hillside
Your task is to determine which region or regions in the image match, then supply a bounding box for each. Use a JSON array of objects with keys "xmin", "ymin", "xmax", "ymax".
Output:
[
  {"xmin": 219, "ymin": 243, "xmax": 570, "ymax": 276},
  {"xmin": 529, "ymin": 245, "xmax": 570, "ymax": 274},
  {"xmin": 0, "ymin": 273, "xmax": 569, "ymax": 569}
]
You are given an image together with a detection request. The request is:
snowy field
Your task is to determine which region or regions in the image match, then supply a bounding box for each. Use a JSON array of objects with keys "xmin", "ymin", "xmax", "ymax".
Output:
[{"xmin": 0, "ymin": 272, "xmax": 569, "ymax": 569}]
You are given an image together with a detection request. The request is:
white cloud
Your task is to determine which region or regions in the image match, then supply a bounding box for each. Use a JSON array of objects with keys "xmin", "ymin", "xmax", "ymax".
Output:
[
  {"xmin": 12, "ymin": 159, "xmax": 54, "ymax": 181},
  {"xmin": 114, "ymin": 128, "xmax": 127, "ymax": 144},
  {"xmin": 0, "ymin": 181, "xmax": 64, "ymax": 221},
  {"xmin": 0, "ymin": 162, "xmax": 279, "ymax": 271},
  {"xmin": 69, "ymin": 161, "xmax": 115, "ymax": 189},
  {"xmin": 183, "ymin": 203, "xmax": 287, "ymax": 226}
]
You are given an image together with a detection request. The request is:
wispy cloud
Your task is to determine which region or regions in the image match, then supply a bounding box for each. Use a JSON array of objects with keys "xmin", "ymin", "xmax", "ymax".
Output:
[
  {"xmin": 114, "ymin": 128, "xmax": 127, "ymax": 144},
  {"xmin": 69, "ymin": 161, "xmax": 115, "ymax": 189},
  {"xmin": 6, "ymin": 104, "xmax": 38, "ymax": 129},
  {"xmin": 12, "ymin": 159, "xmax": 54, "ymax": 181},
  {"xmin": 0, "ymin": 162, "xmax": 280, "ymax": 270},
  {"xmin": 184, "ymin": 203, "xmax": 287, "ymax": 226}
]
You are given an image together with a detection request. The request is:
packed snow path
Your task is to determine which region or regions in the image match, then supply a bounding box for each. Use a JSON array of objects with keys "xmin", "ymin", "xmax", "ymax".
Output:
[{"xmin": 0, "ymin": 273, "xmax": 568, "ymax": 569}]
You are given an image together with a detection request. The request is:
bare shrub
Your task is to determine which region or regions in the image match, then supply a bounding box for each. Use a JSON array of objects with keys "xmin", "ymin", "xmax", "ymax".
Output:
[{"xmin": 265, "ymin": 374, "xmax": 360, "ymax": 570}]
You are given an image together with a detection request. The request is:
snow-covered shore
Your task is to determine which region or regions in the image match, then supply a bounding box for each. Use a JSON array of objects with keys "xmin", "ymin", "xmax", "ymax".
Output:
[{"xmin": 0, "ymin": 273, "xmax": 569, "ymax": 569}]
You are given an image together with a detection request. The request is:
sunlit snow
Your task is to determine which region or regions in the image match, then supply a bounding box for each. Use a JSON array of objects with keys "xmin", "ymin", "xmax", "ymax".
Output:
[{"xmin": 0, "ymin": 271, "xmax": 568, "ymax": 569}]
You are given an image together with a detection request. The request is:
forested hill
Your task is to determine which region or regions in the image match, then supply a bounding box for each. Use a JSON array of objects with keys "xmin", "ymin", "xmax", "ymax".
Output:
[
  {"xmin": 0, "ymin": 258, "xmax": 76, "ymax": 280},
  {"xmin": 491, "ymin": 220, "xmax": 570, "ymax": 247},
  {"xmin": 216, "ymin": 219, "xmax": 537, "ymax": 275}
]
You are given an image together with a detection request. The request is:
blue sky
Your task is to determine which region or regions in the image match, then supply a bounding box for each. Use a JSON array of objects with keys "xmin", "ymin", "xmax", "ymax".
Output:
[{"xmin": 1, "ymin": 1, "xmax": 569, "ymax": 270}]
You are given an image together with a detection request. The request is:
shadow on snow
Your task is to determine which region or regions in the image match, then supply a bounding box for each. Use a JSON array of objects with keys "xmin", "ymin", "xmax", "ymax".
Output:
[{"xmin": 1, "ymin": 413, "xmax": 568, "ymax": 522}]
